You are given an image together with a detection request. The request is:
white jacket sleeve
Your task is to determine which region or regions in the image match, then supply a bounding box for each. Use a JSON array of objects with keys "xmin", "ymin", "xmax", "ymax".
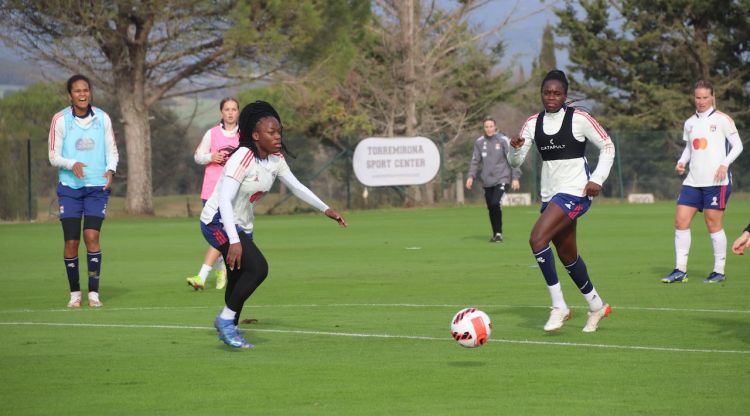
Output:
[
  {"xmin": 509, "ymin": 119, "xmax": 535, "ymax": 169},
  {"xmin": 218, "ymin": 177, "xmax": 241, "ymax": 244},
  {"xmin": 102, "ymin": 113, "xmax": 119, "ymax": 172},
  {"xmin": 48, "ymin": 113, "xmax": 77, "ymax": 170},
  {"xmin": 194, "ymin": 130, "xmax": 213, "ymax": 165},
  {"xmin": 277, "ymin": 163, "xmax": 329, "ymax": 212},
  {"xmin": 577, "ymin": 114, "xmax": 615, "ymax": 186},
  {"xmin": 722, "ymin": 131, "xmax": 743, "ymax": 166}
]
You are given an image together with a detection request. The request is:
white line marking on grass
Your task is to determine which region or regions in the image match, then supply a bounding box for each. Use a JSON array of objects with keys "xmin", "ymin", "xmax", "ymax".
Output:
[
  {"xmin": 2, "ymin": 303, "xmax": 750, "ymax": 314},
  {"xmin": 1, "ymin": 321, "xmax": 748, "ymax": 355}
]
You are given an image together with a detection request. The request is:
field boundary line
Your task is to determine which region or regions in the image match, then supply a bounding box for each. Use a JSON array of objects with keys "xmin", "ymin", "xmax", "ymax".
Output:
[
  {"xmin": 2, "ymin": 303, "xmax": 750, "ymax": 314},
  {"xmin": 1, "ymin": 321, "xmax": 748, "ymax": 355}
]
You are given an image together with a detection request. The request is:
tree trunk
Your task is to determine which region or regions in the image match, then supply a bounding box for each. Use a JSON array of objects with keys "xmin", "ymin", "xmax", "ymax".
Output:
[{"xmin": 118, "ymin": 89, "xmax": 154, "ymax": 215}]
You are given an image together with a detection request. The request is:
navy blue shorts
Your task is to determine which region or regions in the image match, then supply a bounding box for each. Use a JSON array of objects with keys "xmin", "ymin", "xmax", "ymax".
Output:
[
  {"xmin": 541, "ymin": 193, "xmax": 592, "ymax": 220},
  {"xmin": 200, "ymin": 220, "xmax": 252, "ymax": 249},
  {"xmin": 57, "ymin": 183, "xmax": 110, "ymax": 219},
  {"xmin": 677, "ymin": 184, "xmax": 731, "ymax": 211}
]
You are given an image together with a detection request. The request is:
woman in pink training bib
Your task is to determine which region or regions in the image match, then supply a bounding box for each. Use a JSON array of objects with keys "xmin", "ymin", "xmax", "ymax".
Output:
[{"xmin": 186, "ymin": 98, "xmax": 240, "ymax": 291}]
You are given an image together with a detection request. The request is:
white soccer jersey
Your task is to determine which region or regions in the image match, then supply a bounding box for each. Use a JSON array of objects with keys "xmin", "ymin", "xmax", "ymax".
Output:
[
  {"xmin": 681, "ymin": 108, "xmax": 743, "ymax": 187},
  {"xmin": 510, "ymin": 108, "xmax": 615, "ymax": 202},
  {"xmin": 200, "ymin": 147, "xmax": 329, "ymax": 242}
]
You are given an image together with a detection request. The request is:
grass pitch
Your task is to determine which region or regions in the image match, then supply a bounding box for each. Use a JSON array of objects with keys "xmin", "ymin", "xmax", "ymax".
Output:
[{"xmin": 1, "ymin": 201, "xmax": 748, "ymax": 415}]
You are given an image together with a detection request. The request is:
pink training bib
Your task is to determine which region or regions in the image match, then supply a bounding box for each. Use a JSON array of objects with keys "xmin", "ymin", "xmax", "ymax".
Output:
[{"xmin": 200, "ymin": 125, "xmax": 239, "ymax": 200}]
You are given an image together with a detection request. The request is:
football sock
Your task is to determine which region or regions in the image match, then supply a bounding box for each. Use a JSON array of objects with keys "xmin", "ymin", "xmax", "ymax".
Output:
[
  {"xmin": 564, "ymin": 255, "xmax": 593, "ymax": 294},
  {"xmin": 547, "ymin": 283, "xmax": 567, "ymax": 310},
  {"xmin": 220, "ymin": 306, "xmax": 236, "ymax": 321},
  {"xmin": 87, "ymin": 251, "xmax": 101, "ymax": 293},
  {"xmin": 583, "ymin": 288, "xmax": 604, "ymax": 312},
  {"xmin": 64, "ymin": 256, "xmax": 80, "ymax": 292},
  {"xmin": 533, "ymin": 246, "xmax": 559, "ymax": 286},
  {"xmin": 675, "ymin": 229, "xmax": 691, "ymax": 272},
  {"xmin": 710, "ymin": 229, "xmax": 727, "ymax": 274},
  {"xmin": 198, "ymin": 264, "xmax": 212, "ymax": 283},
  {"xmin": 214, "ymin": 256, "xmax": 225, "ymax": 271}
]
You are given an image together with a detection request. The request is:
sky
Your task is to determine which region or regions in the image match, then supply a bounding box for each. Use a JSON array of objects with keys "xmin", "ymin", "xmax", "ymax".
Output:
[
  {"xmin": 468, "ymin": 0, "xmax": 569, "ymax": 72},
  {"xmin": 0, "ymin": 0, "xmax": 568, "ymax": 85}
]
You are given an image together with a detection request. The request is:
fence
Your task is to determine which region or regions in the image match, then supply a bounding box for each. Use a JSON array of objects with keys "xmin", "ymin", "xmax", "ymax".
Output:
[{"xmin": 2, "ymin": 130, "xmax": 748, "ymax": 221}]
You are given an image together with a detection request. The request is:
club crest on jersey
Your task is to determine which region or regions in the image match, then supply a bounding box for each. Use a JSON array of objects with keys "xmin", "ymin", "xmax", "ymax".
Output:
[
  {"xmin": 495, "ymin": 143, "xmax": 501, "ymax": 150},
  {"xmin": 710, "ymin": 124, "xmax": 717, "ymax": 132}
]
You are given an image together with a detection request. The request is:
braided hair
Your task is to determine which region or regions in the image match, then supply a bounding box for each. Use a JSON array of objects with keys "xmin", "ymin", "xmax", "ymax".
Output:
[{"xmin": 232, "ymin": 100, "xmax": 294, "ymax": 158}]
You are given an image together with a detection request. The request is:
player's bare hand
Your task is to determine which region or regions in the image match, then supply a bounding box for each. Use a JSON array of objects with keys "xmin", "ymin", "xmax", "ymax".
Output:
[
  {"xmin": 675, "ymin": 162, "xmax": 686, "ymax": 175},
  {"xmin": 465, "ymin": 177, "xmax": 473, "ymax": 190},
  {"xmin": 714, "ymin": 165, "xmax": 728, "ymax": 182},
  {"xmin": 103, "ymin": 170, "xmax": 114, "ymax": 190},
  {"xmin": 325, "ymin": 208, "xmax": 347, "ymax": 227},
  {"xmin": 510, "ymin": 136, "xmax": 525, "ymax": 149},
  {"xmin": 211, "ymin": 152, "xmax": 226, "ymax": 164},
  {"xmin": 72, "ymin": 162, "xmax": 86, "ymax": 179},
  {"xmin": 511, "ymin": 179, "xmax": 520, "ymax": 191},
  {"xmin": 226, "ymin": 242, "xmax": 242, "ymax": 270},
  {"xmin": 583, "ymin": 181, "xmax": 602, "ymax": 197},
  {"xmin": 732, "ymin": 231, "xmax": 750, "ymax": 255}
]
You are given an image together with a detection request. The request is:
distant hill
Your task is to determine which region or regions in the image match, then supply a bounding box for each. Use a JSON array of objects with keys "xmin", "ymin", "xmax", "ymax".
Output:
[{"xmin": 0, "ymin": 56, "xmax": 40, "ymax": 85}]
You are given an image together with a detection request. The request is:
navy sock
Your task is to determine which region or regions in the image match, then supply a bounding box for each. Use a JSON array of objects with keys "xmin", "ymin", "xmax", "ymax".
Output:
[
  {"xmin": 564, "ymin": 255, "xmax": 593, "ymax": 295},
  {"xmin": 87, "ymin": 251, "xmax": 101, "ymax": 293},
  {"xmin": 533, "ymin": 246, "xmax": 559, "ymax": 286},
  {"xmin": 64, "ymin": 257, "xmax": 80, "ymax": 292}
]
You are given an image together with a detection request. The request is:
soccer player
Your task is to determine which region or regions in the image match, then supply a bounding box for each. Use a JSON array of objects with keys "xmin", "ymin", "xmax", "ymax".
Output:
[
  {"xmin": 509, "ymin": 70, "xmax": 615, "ymax": 333},
  {"xmin": 186, "ymin": 97, "xmax": 240, "ymax": 291},
  {"xmin": 200, "ymin": 100, "xmax": 347, "ymax": 348},
  {"xmin": 466, "ymin": 117, "xmax": 521, "ymax": 242},
  {"xmin": 49, "ymin": 74, "xmax": 119, "ymax": 308},
  {"xmin": 661, "ymin": 80, "xmax": 743, "ymax": 283}
]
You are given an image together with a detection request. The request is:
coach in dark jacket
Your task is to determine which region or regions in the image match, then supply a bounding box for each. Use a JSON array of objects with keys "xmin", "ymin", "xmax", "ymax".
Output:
[{"xmin": 466, "ymin": 117, "xmax": 521, "ymax": 242}]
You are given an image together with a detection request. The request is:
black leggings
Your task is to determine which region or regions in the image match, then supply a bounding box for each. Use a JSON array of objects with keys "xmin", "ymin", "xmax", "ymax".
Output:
[
  {"xmin": 217, "ymin": 232, "xmax": 269, "ymax": 320},
  {"xmin": 483, "ymin": 184, "xmax": 505, "ymax": 235}
]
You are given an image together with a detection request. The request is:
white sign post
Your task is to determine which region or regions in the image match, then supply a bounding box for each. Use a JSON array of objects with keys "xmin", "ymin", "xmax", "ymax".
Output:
[{"xmin": 352, "ymin": 137, "xmax": 441, "ymax": 186}]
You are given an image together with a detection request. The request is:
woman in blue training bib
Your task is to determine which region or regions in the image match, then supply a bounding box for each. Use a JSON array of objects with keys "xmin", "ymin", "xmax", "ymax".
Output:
[{"xmin": 510, "ymin": 70, "xmax": 615, "ymax": 333}]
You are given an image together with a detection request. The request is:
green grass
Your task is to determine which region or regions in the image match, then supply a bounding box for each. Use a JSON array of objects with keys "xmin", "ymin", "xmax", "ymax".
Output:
[{"xmin": 1, "ymin": 202, "xmax": 749, "ymax": 415}]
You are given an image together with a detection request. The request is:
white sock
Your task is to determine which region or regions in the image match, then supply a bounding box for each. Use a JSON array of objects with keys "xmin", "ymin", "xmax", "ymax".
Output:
[
  {"xmin": 88, "ymin": 292, "xmax": 100, "ymax": 301},
  {"xmin": 70, "ymin": 291, "xmax": 81, "ymax": 300},
  {"xmin": 710, "ymin": 229, "xmax": 727, "ymax": 274},
  {"xmin": 197, "ymin": 264, "xmax": 212, "ymax": 283},
  {"xmin": 213, "ymin": 256, "xmax": 225, "ymax": 271},
  {"xmin": 219, "ymin": 306, "xmax": 236, "ymax": 321},
  {"xmin": 547, "ymin": 283, "xmax": 567, "ymax": 310},
  {"xmin": 583, "ymin": 288, "xmax": 604, "ymax": 312},
  {"xmin": 675, "ymin": 229, "xmax": 691, "ymax": 272}
]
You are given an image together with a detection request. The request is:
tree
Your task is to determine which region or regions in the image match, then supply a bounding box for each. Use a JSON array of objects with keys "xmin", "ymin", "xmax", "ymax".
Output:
[
  {"xmin": 555, "ymin": 0, "xmax": 750, "ymax": 196},
  {"xmin": 0, "ymin": 0, "xmax": 367, "ymax": 214},
  {"xmin": 253, "ymin": 0, "xmax": 517, "ymax": 206},
  {"xmin": 556, "ymin": 0, "xmax": 750, "ymax": 130}
]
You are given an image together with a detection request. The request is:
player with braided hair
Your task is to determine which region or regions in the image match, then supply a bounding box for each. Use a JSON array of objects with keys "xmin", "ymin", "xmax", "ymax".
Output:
[{"xmin": 199, "ymin": 100, "xmax": 347, "ymax": 348}]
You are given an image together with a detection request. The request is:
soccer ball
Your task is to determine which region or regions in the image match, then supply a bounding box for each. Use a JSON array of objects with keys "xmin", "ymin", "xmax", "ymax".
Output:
[{"xmin": 450, "ymin": 308, "xmax": 492, "ymax": 348}]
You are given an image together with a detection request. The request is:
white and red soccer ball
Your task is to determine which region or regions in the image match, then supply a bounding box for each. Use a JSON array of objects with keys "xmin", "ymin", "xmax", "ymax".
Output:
[{"xmin": 450, "ymin": 308, "xmax": 492, "ymax": 348}]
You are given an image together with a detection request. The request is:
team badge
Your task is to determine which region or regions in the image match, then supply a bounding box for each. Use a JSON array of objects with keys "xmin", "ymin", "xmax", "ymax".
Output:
[
  {"xmin": 710, "ymin": 124, "xmax": 717, "ymax": 132},
  {"xmin": 495, "ymin": 143, "xmax": 501, "ymax": 150}
]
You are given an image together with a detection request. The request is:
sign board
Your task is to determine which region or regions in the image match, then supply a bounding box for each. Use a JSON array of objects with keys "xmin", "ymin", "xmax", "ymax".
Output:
[
  {"xmin": 627, "ymin": 193, "xmax": 655, "ymax": 204},
  {"xmin": 352, "ymin": 137, "xmax": 441, "ymax": 187},
  {"xmin": 501, "ymin": 193, "xmax": 532, "ymax": 206}
]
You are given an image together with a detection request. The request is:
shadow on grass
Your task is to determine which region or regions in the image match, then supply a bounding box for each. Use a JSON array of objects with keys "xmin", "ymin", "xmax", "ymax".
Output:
[{"xmin": 697, "ymin": 316, "xmax": 750, "ymax": 346}]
